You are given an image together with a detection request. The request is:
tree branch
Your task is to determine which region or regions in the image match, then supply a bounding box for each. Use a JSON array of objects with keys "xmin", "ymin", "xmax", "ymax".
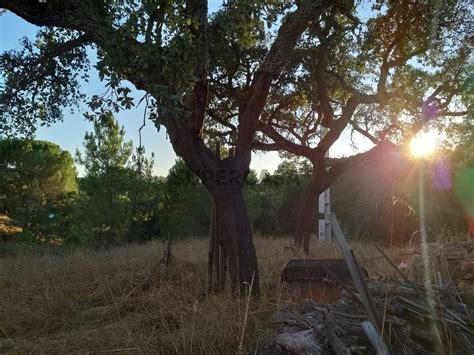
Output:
[
  {"xmin": 207, "ymin": 110, "xmax": 238, "ymax": 132},
  {"xmin": 350, "ymin": 121, "xmax": 380, "ymax": 145},
  {"xmin": 235, "ymin": 0, "xmax": 332, "ymax": 170},
  {"xmin": 439, "ymin": 110, "xmax": 471, "ymax": 117},
  {"xmin": 322, "ymin": 140, "xmax": 399, "ymax": 190},
  {"xmin": 312, "ymin": 13, "xmax": 339, "ymax": 127},
  {"xmin": 315, "ymin": 98, "xmax": 358, "ymax": 158},
  {"xmin": 377, "ymin": 33, "xmax": 403, "ymax": 97},
  {"xmin": 30, "ymin": 34, "xmax": 91, "ymax": 67},
  {"xmin": 0, "ymin": 0, "xmax": 107, "ymax": 39},
  {"xmin": 257, "ymin": 122, "xmax": 314, "ymax": 158},
  {"xmin": 252, "ymin": 140, "xmax": 279, "ymax": 152}
]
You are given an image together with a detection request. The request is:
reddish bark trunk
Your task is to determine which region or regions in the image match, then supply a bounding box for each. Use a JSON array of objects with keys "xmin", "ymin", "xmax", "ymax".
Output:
[
  {"xmin": 212, "ymin": 184, "xmax": 260, "ymax": 295},
  {"xmin": 293, "ymin": 143, "xmax": 399, "ymax": 252},
  {"xmin": 166, "ymin": 123, "xmax": 260, "ymax": 295},
  {"xmin": 294, "ymin": 174, "xmax": 324, "ymax": 253}
]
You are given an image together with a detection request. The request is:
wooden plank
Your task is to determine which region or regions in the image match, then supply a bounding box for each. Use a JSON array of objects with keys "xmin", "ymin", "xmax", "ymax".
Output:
[
  {"xmin": 329, "ymin": 214, "xmax": 384, "ymax": 337},
  {"xmin": 361, "ymin": 321, "xmax": 390, "ymax": 355}
]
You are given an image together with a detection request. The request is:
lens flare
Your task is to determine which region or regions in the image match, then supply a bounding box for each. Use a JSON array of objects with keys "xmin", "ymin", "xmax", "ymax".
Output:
[
  {"xmin": 454, "ymin": 168, "xmax": 474, "ymax": 218},
  {"xmin": 409, "ymin": 131, "xmax": 438, "ymax": 158}
]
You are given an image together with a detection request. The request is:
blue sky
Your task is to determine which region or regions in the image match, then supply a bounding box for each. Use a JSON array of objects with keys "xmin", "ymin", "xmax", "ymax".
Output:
[{"xmin": 0, "ymin": 2, "xmax": 372, "ymax": 176}]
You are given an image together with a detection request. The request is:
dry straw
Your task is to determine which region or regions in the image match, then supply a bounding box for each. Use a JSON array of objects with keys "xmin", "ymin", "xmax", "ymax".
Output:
[{"xmin": 1, "ymin": 237, "xmax": 473, "ymax": 353}]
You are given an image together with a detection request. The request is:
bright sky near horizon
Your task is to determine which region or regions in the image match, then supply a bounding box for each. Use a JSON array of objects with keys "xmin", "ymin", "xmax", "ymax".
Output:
[{"xmin": 0, "ymin": 1, "xmax": 374, "ymax": 177}]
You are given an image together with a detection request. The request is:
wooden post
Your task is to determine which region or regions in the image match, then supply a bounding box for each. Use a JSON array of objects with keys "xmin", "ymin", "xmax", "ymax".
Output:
[
  {"xmin": 361, "ymin": 321, "xmax": 390, "ymax": 355},
  {"xmin": 329, "ymin": 213, "xmax": 384, "ymax": 335},
  {"xmin": 213, "ymin": 207, "xmax": 220, "ymax": 292},
  {"xmin": 207, "ymin": 141, "xmax": 228, "ymax": 294},
  {"xmin": 214, "ymin": 142, "xmax": 221, "ymax": 292},
  {"xmin": 207, "ymin": 202, "xmax": 216, "ymax": 295},
  {"xmin": 219, "ymin": 244, "xmax": 227, "ymax": 290},
  {"xmin": 318, "ymin": 126, "xmax": 331, "ymax": 242}
]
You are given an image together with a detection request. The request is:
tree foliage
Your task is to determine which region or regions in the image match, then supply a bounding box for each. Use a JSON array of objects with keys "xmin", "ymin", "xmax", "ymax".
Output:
[
  {"xmin": 0, "ymin": 138, "xmax": 77, "ymax": 240},
  {"xmin": 0, "ymin": 28, "xmax": 89, "ymax": 136},
  {"xmin": 160, "ymin": 159, "xmax": 211, "ymax": 236},
  {"xmin": 75, "ymin": 113, "xmax": 133, "ymax": 176},
  {"xmin": 71, "ymin": 115, "xmax": 161, "ymax": 245}
]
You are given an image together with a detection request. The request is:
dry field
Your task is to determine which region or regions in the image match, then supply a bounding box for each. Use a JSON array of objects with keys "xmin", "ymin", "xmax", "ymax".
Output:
[{"xmin": 0, "ymin": 237, "xmax": 472, "ymax": 354}]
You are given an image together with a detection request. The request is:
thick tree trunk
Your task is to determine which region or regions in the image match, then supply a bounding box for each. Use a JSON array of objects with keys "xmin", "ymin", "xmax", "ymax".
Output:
[
  {"xmin": 165, "ymin": 123, "xmax": 260, "ymax": 295},
  {"xmin": 212, "ymin": 184, "xmax": 260, "ymax": 296},
  {"xmin": 294, "ymin": 173, "xmax": 324, "ymax": 253},
  {"xmin": 294, "ymin": 144, "xmax": 396, "ymax": 252}
]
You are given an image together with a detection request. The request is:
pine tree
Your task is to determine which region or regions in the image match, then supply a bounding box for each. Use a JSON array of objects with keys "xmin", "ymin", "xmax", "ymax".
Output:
[{"xmin": 72, "ymin": 115, "xmax": 133, "ymax": 244}]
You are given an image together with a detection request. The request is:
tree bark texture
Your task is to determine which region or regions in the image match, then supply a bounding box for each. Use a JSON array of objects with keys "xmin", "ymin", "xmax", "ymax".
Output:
[
  {"xmin": 294, "ymin": 173, "xmax": 325, "ymax": 253},
  {"xmin": 294, "ymin": 142, "xmax": 401, "ymax": 253},
  {"xmin": 212, "ymin": 183, "xmax": 260, "ymax": 295}
]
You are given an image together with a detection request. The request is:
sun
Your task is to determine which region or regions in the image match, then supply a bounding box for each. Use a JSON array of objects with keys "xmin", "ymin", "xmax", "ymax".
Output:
[{"xmin": 409, "ymin": 130, "xmax": 438, "ymax": 159}]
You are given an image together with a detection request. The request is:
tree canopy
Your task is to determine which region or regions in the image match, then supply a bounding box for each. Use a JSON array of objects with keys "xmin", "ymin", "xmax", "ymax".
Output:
[{"xmin": 0, "ymin": 138, "xmax": 77, "ymax": 233}]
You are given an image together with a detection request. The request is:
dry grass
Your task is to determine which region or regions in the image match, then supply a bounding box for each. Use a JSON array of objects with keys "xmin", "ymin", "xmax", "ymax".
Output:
[
  {"xmin": 0, "ymin": 214, "xmax": 22, "ymax": 236},
  {"xmin": 0, "ymin": 237, "xmax": 471, "ymax": 353}
]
